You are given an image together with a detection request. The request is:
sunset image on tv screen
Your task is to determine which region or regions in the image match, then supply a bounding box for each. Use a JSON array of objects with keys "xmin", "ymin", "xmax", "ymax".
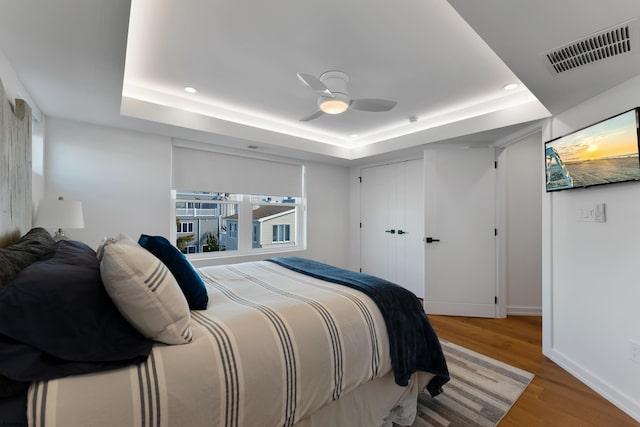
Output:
[{"xmin": 545, "ymin": 109, "xmax": 640, "ymax": 191}]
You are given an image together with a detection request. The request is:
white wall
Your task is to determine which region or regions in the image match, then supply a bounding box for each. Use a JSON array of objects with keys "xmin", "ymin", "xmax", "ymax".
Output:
[
  {"xmin": 44, "ymin": 118, "xmax": 173, "ymax": 248},
  {"xmin": 305, "ymin": 161, "xmax": 351, "ymax": 268},
  {"xmin": 504, "ymin": 133, "xmax": 542, "ymax": 315},
  {"xmin": 43, "ymin": 118, "xmax": 351, "ymax": 268},
  {"xmin": 543, "ymin": 75, "xmax": 640, "ymax": 422},
  {"xmin": 31, "ymin": 117, "xmax": 45, "ymax": 218}
]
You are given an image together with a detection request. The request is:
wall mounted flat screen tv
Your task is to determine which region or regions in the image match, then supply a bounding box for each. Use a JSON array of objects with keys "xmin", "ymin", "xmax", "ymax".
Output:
[{"xmin": 545, "ymin": 108, "xmax": 640, "ymax": 192}]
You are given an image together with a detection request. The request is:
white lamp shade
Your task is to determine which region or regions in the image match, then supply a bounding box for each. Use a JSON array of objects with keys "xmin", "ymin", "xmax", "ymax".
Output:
[{"xmin": 35, "ymin": 199, "xmax": 85, "ymax": 229}]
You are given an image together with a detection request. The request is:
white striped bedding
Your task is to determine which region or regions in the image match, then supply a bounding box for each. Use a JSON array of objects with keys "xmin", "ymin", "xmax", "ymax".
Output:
[{"xmin": 26, "ymin": 260, "xmax": 426, "ymax": 427}]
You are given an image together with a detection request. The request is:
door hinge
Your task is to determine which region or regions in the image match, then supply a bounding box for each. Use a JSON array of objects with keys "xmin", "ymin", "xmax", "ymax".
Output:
[
  {"xmin": 359, "ymin": 222, "xmax": 362, "ymax": 228},
  {"xmin": 495, "ymin": 296, "xmax": 498, "ymax": 304},
  {"xmin": 359, "ymin": 268, "xmax": 362, "ymax": 273},
  {"xmin": 494, "ymin": 161, "xmax": 498, "ymax": 169},
  {"xmin": 494, "ymin": 228, "xmax": 498, "ymax": 236},
  {"xmin": 358, "ymin": 176, "xmax": 362, "ymax": 183}
]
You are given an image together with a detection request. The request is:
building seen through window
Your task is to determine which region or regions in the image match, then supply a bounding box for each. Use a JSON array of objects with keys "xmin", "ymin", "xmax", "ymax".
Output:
[{"xmin": 175, "ymin": 192, "xmax": 301, "ymax": 255}]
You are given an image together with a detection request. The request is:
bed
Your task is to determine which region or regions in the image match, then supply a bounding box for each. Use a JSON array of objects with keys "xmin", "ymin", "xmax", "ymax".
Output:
[{"xmin": 0, "ymin": 230, "xmax": 449, "ymax": 427}]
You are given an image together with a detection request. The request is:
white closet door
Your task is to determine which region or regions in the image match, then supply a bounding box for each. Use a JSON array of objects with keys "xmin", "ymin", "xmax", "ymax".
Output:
[
  {"xmin": 360, "ymin": 160, "xmax": 424, "ymax": 298},
  {"xmin": 361, "ymin": 163, "xmax": 398, "ymax": 285}
]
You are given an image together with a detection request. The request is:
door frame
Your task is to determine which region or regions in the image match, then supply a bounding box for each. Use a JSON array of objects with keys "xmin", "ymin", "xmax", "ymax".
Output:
[{"xmin": 496, "ymin": 146, "xmax": 508, "ymax": 318}]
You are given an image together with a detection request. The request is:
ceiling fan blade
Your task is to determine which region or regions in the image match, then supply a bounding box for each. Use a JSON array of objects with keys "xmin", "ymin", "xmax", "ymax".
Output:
[
  {"xmin": 299, "ymin": 109, "xmax": 324, "ymax": 122},
  {"xmin": 297, "ymin": 73, "xmax": 333, "ymax": 97},
  {"xmin": 350, "ymin": 98, "xmax": 397, "ymax": 112}
]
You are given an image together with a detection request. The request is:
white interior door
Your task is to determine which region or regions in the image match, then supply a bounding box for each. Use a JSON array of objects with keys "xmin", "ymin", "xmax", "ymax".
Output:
[
  {"xmin": 360, "ymin": 160, "xmax": 424, "ymax": 298},
  {"xmin": 424, "ymin": 148, "xmax": 496, "ymax": 317}
]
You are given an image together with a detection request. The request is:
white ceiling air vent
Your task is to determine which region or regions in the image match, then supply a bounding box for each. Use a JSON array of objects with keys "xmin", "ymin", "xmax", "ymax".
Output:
[{"xmin": 543, "ymin": 18, "xmax": 638, "ymax": 74}]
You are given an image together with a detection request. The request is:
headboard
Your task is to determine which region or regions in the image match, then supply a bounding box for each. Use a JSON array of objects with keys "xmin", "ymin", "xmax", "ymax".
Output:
[{"xmin": 0, "ymin": 80, "xmax": 32, "ymax": 246}]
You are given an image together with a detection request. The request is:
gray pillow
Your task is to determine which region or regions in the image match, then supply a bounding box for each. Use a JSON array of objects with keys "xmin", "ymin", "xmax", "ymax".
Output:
[{"xmin": 0, "ymin": 227, "xmax": 56, "ymax": 287}]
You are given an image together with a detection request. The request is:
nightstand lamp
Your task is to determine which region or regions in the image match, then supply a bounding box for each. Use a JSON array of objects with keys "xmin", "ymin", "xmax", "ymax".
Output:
[{"xmin": 35, "ymin": 196, "xmax": 85, "ymax": 241}]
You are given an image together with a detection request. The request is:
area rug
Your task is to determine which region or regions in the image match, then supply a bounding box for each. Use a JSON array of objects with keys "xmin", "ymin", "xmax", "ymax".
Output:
[{"xmin": 410, "ymin": 340, "xmax": 534, "ymax": 427}]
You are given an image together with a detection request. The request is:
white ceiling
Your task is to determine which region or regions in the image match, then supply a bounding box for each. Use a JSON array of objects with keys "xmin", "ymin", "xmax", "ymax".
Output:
[{"xmin": 1, "ymin": 0, "xmax": 639, "ymax": 164}]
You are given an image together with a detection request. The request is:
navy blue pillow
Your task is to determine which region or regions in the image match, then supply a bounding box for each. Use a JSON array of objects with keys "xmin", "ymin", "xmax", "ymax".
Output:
[
  {"xmin": 0, "ymin": 240, "xmax": 152, "ymax": 384},
  {"xmin": 138, "ymin": 234, "xmax": 208, "ymax": 310}
]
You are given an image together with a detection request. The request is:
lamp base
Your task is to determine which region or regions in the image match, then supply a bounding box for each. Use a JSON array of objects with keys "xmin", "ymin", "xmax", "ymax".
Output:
[{"xmin": 53, "ymin": 229, "xmax": 68, "ymax": 242}]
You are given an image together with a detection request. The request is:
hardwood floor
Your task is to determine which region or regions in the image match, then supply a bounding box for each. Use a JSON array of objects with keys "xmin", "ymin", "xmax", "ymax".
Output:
[{"xmin": 427, "ymin": 315, "xmax": 639, "ymax": 426}]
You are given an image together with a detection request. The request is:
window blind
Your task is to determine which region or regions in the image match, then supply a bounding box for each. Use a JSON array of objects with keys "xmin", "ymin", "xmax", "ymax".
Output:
[{"xmin": 171, "ymin": 145, "xmax": 303, "ymax": 197}]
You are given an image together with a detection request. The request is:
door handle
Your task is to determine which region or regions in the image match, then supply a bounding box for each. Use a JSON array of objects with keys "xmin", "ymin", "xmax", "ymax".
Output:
[
  {"xmin": 425, "ymin": 237, "xmax": 440, "ymax": 243},
  {"xmin": 397, "ymin": 230, "xmax": 407, "ymax": 235},
  {"xmin": 385, "ymin": 229, "xmax": 396, "ymax": 234}
]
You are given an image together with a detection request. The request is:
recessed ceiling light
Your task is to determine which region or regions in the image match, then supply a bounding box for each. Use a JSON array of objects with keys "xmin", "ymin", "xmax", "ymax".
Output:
[
  {"xmin": 503, "ymin": 83, "xmax": 518, "ymax": 90},
  {"xmin": 351, "ymin": 134, "xmax": 358, "ymax": 138},
  {"xmin": 184, "ymin": 86, "xmax": 197, "ymax": 93}
]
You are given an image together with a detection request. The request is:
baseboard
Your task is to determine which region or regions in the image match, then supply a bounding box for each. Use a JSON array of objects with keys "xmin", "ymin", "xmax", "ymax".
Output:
[
  {"xmin": 506, "ymin": 305, "xmax": 542, "ymax": 316},
  {"xmin": 545, "ymin": 348, "xmax": 640, "ymax": 423},
  {"xmin": 424, "ymin": 301, "xmax": 496, "ymax": 318}
]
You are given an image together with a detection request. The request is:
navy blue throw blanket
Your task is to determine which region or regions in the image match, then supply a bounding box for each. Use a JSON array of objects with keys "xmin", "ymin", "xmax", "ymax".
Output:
[{"xmin": 267, "ymin": 256, "xmax": 449, "ymax": 397}]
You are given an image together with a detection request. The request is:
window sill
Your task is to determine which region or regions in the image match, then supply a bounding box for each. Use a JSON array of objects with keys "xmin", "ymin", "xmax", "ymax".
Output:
[{"xmin": 188, "ymin": 245, "xmax": 306, "ymax": 268}]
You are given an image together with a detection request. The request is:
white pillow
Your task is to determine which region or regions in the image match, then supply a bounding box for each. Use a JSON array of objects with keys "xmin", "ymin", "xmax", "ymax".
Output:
[{"xmin": 98, "ymin": 234, "xmax": 192, "ymax": 345}]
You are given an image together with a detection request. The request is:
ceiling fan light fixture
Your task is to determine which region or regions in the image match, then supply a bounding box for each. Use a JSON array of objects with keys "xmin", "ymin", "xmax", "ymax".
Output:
[{"xmin": 319, "ymin": 98, "xmax": 349, "ymax": 114}]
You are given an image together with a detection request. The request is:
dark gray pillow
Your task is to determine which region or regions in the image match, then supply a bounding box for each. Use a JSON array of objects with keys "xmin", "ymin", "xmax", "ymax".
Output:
[{"xmin": 0, "ymin": 227, "xmax": 56, "ymax": 287}]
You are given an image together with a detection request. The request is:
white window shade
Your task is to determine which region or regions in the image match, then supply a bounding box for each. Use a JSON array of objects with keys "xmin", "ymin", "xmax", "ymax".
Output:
[{"xmin": 172, "ymin": 146, "xmax": 303, "ymax": 197}]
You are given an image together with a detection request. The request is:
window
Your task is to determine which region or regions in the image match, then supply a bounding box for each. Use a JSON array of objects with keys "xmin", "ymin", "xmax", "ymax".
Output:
[
  {"xmin": 171, "ymin": 146, "xmax": 305, "ymax": 257},
  {"xmin": 175, "ymin": 192, "xmax": 238, "ymax": 254},
  {"xmin": 174, "ymin": 191, "xmax": 304, "ymax": 257},
  {"xmin": 228, "ymin": 222, "xmax": 238, "ymax": 238},
  {"xmin": 251, "ymin": 196, "xmax": 297, "ymax": 249},
  {"xmin": 178, "ymin": 221, "xmax": 194, "ymax": 233},
  {"xmin": 252, "ymin": 223, "xmax": 260, "ymax": 247},
  {"xmin": 272, "ymin": 224, "xmax": 291, "ymax": 242}
]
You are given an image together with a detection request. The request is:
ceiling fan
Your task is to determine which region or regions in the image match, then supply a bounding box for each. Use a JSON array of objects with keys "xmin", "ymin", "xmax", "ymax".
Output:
[{"xmin": 296, "ymin": 71, "xmax": 397, "ymax": 122}]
